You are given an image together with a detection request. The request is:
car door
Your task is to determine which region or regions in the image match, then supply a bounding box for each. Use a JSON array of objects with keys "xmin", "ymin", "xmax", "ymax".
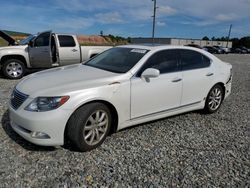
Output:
[
  {"xmin": 56, "ymin": 35, "xmax": 81, "ymax": 66},
  {"xmin": 179, "ymin": 49, "xmax": 214, "ymax": 106},
  {"xmin": 29, "ymin": 31, "xmax": 52, "ymax": 68},
  {"xmin": 131, "ymin": 49, "xmax": 182, "ymax": 119}
]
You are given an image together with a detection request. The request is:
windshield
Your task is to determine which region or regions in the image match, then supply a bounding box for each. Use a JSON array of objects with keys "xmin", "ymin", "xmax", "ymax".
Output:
[
  {"xmin": 85, "ymin": 47, "xmax": 149, "ymax": 73},
  {"xmin": 19, "ymin": 35, "xmax": 36, "ymax": 45}
]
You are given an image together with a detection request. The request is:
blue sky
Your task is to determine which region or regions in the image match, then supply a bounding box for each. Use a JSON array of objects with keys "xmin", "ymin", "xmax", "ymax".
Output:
[{"xmin": 0, "ymin": 0, "xmax": 250, "ymax": 38}]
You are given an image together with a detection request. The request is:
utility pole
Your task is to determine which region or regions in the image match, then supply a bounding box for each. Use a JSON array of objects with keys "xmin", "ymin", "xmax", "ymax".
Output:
[
  {"xmin": 152, "ymin": 0, "xmax": 157, "ymax": 43},
  {"xmin": 226, "ymin": 24, "xmax": 232, "ymax": 48}
]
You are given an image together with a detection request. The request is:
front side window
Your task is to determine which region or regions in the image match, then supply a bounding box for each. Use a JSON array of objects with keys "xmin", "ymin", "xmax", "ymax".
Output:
[
  {"xmin": 180, "ymin": 50, "xmax": 210, "ymax": 70},
  {"xmin": 19, "ymin": 35, "xmax": 36, "ymax": 45},
  {"xmin": 34, "ymin": 32, "xmax": 50, "ymax": 47},
  {"xmin": 85, "ymin": 47, "xmax": 148, "ymax": 73},
  {"xmin": 58, "ymin": 35, "xmax": 76, "ymax": 47},
  {"xmin": 137, "ymin": 49, "xmax": 179, "ymax": 76}
]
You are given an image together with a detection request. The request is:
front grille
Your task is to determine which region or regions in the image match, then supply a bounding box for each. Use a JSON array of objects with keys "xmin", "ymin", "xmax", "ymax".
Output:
[{"xmin": 11, "ymin": 89, "xmax": 29, "ymax": 110}]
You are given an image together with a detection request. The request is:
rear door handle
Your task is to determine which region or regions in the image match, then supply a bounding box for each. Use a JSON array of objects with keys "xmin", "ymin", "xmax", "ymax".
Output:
[
  {"xmin": 206, "ymin": 73, "xmax": 214, "ymax": 76},
  {"xmin": 72, "ymin": 49, "xmax": 78, "ymax": 52},
  {"xmin": 172, "ymin": 78, "xmax": 182, "ymax": 82}
]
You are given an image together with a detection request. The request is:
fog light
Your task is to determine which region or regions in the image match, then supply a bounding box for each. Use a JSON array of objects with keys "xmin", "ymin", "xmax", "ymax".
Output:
[{"xmin": 31, "ymin": 132, "xmax": 50, "ymax": 139}]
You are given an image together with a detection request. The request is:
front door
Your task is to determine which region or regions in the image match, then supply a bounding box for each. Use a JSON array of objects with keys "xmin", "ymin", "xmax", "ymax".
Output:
[
  {"xmin": 131, "ymin": 50, "xmax": 182, "ymax": 119},
  {"xmin": 29, "ymin": 31, "xmax": 52, "ymax": 68}
]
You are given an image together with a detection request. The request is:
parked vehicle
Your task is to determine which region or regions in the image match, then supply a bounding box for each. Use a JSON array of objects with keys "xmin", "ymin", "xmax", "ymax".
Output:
[
  {"xmin": 230, "ymin": 48, "xmax": 247, "ymax": 54},
  {"xmin": 9, "ymin": 45, "xmax": 232, "ymax": 151},
  {"xmin": 222, "ymin": 47, "xmax": 231, "ymax": 54},
  {"xmin": 213, "ymin": 46, "xmax": 226, "ymax": 54},
  {"xmin": 240, "ymin": 46, "xmax": 250, "ymax": 53},
  {"xmin": 203, "ymin": 46, "xmax": 221, "ymax": 54},
  {"xmin": 0, "ymin": 30, "xmax": 111, "ymax": 79}
]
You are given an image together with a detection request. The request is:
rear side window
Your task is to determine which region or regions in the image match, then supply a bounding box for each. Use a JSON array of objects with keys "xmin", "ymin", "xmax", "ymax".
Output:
[
  {"xmin": 58, "ymin": 35, "xmax": 76, "ymax": 47},
  {"xmin": 138, "ymin": 49, "xmax": 179, "ymax": 75},
  {"xmin": 180, "ymin": 50, "xmax": 210, "ymax": 70}
]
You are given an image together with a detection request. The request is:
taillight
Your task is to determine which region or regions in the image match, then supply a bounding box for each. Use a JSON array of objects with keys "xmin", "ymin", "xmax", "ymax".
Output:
[{"xmin": 227, "ymin": 68, "xmax": 232, "ymax": 84}]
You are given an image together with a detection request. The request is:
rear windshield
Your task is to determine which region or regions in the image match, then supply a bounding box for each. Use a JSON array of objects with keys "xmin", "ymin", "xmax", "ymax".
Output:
[{"xmin": 85, "ymin": 47, "xmax": 149, "ymax": 73}]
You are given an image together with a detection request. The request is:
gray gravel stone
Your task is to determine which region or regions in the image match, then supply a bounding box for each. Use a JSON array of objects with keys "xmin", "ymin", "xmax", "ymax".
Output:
[{"xmin": 0, "ymin": 54, "xmax": 249, "ymax": 187}]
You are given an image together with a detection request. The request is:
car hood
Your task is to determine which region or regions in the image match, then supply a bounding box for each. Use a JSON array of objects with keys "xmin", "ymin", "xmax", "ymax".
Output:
[
  {"xmin": 0, "ymin": 45, "xmax": 27, "ymax": 51},
  {"xmin": 0, "ymin": 30, "xmax": 16, "ymax": 45},
  {"xmin": 16, "ymin": 64, "xmax": 124, "ymax": 97}
]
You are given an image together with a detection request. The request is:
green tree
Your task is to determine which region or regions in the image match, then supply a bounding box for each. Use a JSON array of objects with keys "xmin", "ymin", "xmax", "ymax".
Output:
[{"xmin": 202, "ymin": 36, "xmax": 209, "ymax": 40}]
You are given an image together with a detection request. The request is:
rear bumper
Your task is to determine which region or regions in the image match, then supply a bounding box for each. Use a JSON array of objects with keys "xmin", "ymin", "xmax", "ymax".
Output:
[{"xmin": 224, "ymin": 82, "xmax": 232, "ymax": 99}]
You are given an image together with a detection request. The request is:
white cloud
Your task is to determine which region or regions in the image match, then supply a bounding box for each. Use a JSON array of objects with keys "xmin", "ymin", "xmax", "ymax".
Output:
[
  {"xmin": 215, "ymin": 14, "xmax": 238, "ymax": 21},
  {"xmin": 54, "ymin": 18, "xmax": 94, "ymax": 30},
  {"xmin": 158, "ymin": 6, "xmax": 176, "ymax": 16},
  {"xmin": 95, "ymin": 12, "xmax": 124, "ymax": 24},
  {"xmin": 157, "ymin": 21, "xmax": 166, "ymax": 26}
]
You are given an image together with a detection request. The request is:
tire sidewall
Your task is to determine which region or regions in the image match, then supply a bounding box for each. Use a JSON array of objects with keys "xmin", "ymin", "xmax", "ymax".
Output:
[
  {"xmin": 2, "ymin": 59, "xmax": 25, "ymax": 79},
  {"xmin": 68, "ymin": 103, "xmax": 112, "ymax": 151}
]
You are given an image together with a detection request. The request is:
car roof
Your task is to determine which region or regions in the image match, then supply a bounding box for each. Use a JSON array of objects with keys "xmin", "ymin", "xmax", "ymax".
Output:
[{"xmin": 118, "ymin": 44, "xmax": 205, "ymax": 51}]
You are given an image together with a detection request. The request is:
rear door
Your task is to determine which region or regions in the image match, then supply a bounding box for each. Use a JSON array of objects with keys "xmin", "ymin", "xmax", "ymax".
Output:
[
  {"xmin": 56, "ymin": 35, "xmax": 81, "ymax": 66},
  {"xmin": 179, "ymin": 49, "xmax": 214, "ymax": 105},
  {"xmin": 29, "ymin": 31, "xmax": 52, "ymax": 68}
]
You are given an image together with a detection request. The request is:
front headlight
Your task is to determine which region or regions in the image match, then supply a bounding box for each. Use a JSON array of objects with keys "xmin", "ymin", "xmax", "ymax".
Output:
[{"xmin": 25, "ymin": 96, "xmax": 69, "ymax": 112}]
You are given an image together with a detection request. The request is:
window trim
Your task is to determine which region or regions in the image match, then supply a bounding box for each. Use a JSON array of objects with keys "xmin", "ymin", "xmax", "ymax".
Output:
[
  {"xmin": 179, "ymin": 49, "xmax": 212, "ymax": 71},
  {"xmin": 34, "ymin": 32, "xmax": 51, "ymax": 47},
  {"xmin": 57, "ymin": 35, "xmax": 76, "ymax": 47},
  {"xmin": 135, "ymin": 49, "xmax": 181, "ymax": 77}
]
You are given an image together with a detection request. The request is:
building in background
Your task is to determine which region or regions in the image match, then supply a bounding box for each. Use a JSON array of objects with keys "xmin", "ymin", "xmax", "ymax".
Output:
[{"xmin": 131, "ymin": 37, "xmax": 232, "ymax": 48}]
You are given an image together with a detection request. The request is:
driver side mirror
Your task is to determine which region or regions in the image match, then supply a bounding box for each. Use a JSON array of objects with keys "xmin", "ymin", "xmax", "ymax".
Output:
[{"xmin": 141, "ymin": 68, "xmax": 160, "ymax": 82}]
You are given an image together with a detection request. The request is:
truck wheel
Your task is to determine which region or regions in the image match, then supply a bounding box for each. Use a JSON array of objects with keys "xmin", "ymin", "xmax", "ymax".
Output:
[
  {"xmin": 2, "ymin": 59, "xmax": 26, "ymax": 79},
  {"xmin": 66, "ymin": 102, "xmax": 112, "ymax": 151}
]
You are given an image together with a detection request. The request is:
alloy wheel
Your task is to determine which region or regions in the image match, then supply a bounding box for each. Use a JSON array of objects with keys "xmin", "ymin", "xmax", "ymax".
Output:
[
  {"xmin": 6, "ymin": 62, "xmax": 23, "ymax": 78},
  {"xmin": 208, "ymin": 87, "xmax": 222, "ymax": 111},
  {"xmin": 83, "ymin": 110, "xmax": 109, "ymax": 146}
]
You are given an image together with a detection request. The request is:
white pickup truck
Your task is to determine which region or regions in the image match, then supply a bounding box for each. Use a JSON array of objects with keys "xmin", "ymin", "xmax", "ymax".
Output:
[{"xmin": 0, "ymin": 30, "xmax": 112, "ymax": 79}]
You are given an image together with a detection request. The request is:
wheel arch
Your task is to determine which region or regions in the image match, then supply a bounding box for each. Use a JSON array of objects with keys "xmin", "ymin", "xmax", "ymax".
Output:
[
  {"xmin": 209, "ymin": 82, "xmax": 226, "ymax": 100},
  {"xmin": 0, "ymin": 55, "xmax": 27, "ymax": 67}
]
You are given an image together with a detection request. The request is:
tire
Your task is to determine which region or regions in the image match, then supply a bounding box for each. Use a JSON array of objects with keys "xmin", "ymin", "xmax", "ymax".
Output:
[
  {"xmin": 204, "ymin": 84, "xmax": 224, "ymax": 114},
  {"xmin": 66, "ymin": 103, "xmax": 112, "ymax": 151},
  {"xmin": 2, "ymin": 59, "xmax": 26, "ymax": 79}
]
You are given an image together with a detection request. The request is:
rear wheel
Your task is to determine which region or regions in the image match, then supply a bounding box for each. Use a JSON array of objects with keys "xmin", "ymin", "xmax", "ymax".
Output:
[
  {"xmin": 2, "ymin": 59, "xmax": 26, "ymax": 79},
  {"xmin": 66, "ymin": 103, "xmax": 111, "ymax": 151},
  {"xmin": 204, "ymin": 84, "xmax": 224, "ymax": 113}
]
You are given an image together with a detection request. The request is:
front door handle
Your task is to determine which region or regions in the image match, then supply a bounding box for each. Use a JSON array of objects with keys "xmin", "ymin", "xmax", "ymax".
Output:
[
  {"xmin": 172, "ymin": 78, "xmax": 182, "ymax": 82},
  {"xmin": 72, "ymin": 49, "xmax": 78, "ymax": 52},
  {"xmin": 206, "ymin": 73, "xmax": 214, "ymax": 76}
]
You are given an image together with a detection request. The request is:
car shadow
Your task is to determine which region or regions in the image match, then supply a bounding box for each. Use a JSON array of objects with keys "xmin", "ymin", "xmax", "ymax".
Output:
[{"xmin": 1, "ymin": 110, "xmax": 56, "ymax": 151}]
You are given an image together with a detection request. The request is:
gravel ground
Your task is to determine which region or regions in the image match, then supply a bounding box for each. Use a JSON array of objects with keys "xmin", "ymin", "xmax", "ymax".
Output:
[{"xmin": 0, "ymin": 54, "xmax": 249, "ymax": 187}]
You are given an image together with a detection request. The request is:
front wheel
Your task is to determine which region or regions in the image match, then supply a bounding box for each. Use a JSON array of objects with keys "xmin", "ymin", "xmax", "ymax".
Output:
[
  {"xmin": 204, "ymin": 84, "xmax": 224, "ymax": 114},
  {"xmin": 66, "ymin": 103, "xmax": 111, "ymax": 151},
  {"xmin": 2, "ymin": 59, "xmax": 26, "ymax": 79}
]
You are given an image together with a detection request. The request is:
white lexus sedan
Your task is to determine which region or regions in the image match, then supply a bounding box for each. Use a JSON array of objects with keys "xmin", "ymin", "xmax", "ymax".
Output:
[{"xmin": 9, "ymin": 45, "xmax": 232, "ymax": 151}]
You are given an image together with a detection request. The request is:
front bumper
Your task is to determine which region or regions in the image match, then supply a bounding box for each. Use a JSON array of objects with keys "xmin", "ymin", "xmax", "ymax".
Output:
[{"xmin": 9, "ymin": 104, "xmax": 72, "ymax": 146}]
